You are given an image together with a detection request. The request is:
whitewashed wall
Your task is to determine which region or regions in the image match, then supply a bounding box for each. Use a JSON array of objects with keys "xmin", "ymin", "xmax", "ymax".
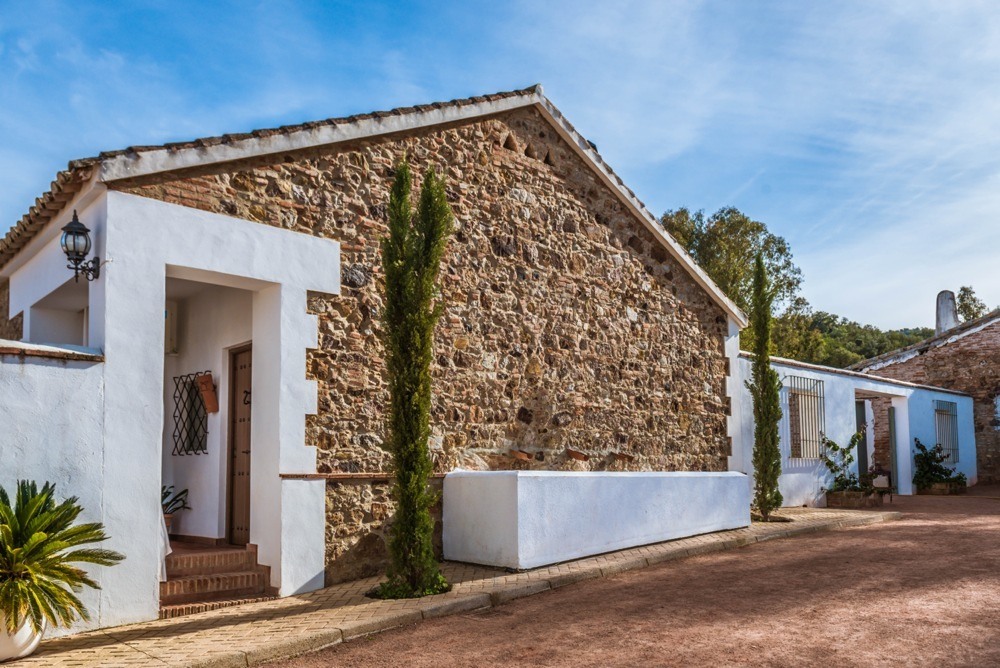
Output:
[
  {"xmin": 907, "ymin": 390, "xmax": 977, "ymax": 484},
  {"xmin": 444, "ymin": 471, "xmax": 750, "ymax": 569},
  {"xmin": 0, "ymin": 349, "xmax": 105, "ymax": 637},
  {"xmin": 2, "ymin": 191, "xmax": 339, "ymax": 631},
  {"xmin": 161, "ymin": 284, "xmax": 252, "ymax": 540},
  {"xmin": 732, "ymin": 355, "xmax": 977, "ymax": 505}
]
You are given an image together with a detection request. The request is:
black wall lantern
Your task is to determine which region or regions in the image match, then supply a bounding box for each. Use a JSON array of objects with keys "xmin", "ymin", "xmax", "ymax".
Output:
[{"xmin": 60, "ymin": 210, "xmax": 100, "ymax": 282}]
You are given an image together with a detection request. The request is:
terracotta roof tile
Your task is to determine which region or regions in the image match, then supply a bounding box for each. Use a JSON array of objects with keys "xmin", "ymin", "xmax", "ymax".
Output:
[{"xmin": 0, "ymin": 86, "xmax": 540, "ymax": 271}]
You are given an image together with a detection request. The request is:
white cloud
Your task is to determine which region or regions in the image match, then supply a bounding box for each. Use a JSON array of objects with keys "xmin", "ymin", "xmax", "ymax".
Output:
[{"xmin": 0, "ymin": 0, "xmax": 998, "ymax": 329}]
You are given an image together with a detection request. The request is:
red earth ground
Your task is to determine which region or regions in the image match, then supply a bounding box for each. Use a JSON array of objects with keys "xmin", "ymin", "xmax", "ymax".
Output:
[{"xmin": 272, "ymin": 491, "xmax": 1000, "ymax": 667}]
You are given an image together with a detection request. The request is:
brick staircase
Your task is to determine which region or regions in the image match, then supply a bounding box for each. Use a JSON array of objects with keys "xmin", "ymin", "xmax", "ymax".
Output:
[{"xmin": 159, "ymin": 542, "xmax": 277, "ymax": 619}]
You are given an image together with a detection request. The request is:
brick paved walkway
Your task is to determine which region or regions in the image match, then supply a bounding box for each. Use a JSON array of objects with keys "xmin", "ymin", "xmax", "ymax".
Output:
[{"xmin": 13, "ymin": 507, "xmax": 899, "ymax": 667}]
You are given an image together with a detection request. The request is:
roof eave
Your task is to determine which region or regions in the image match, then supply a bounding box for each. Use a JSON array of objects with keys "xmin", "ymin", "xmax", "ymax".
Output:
[{"xmin": 0, "ymin": 85, "xmax": 747, "ymax": 327}]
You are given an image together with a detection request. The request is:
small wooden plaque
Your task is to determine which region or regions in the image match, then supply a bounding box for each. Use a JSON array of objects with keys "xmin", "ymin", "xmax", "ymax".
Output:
[
  {"xmin": 508, "ymin": 449, "xmax": 533, "ymax": 461},
  {"xmin": 566, "ymin": 448, "xmax": 590, "ymax": 462},
  {"xmin": 612, "ymin": 452, "xmax": 635, "ymax": 463},
  {"xmin": 196, "ymin": 373, "xmax": 219, "ymax": 413}
]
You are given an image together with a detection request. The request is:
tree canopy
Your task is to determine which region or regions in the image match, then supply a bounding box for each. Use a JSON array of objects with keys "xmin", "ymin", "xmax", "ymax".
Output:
[
  {"xmin": 660, "ymin": 205, "xmax": 935, "ymax": 367},
  {"xmin": 661, "ymin": 207, "xmax": 802, "ymax": 314},
  {"xmin": 956, "ymin": 285, "xmax": 989, "ymax": 322}
]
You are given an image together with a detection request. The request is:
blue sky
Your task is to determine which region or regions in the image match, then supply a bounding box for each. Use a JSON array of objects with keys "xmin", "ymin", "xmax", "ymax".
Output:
[{"xmin": 1, "ymin": 1, "xmax": 998, "ymax": 328}]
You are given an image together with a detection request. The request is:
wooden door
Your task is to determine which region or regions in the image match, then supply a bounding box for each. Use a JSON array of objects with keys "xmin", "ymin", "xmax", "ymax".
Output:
[
  {"xmin": 228, "ymin": 345, "xmax": 252, "ymax": 546},
  {"xmin": 855, "ymin": 400, "xmax": 869, "ymax": 477}
]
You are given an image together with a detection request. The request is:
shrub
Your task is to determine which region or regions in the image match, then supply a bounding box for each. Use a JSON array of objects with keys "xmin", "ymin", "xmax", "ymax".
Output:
[
  {"xmin": 820, "ymin": 431, "xmax": 872, "ymax": 493},
  {"xmin": 0, "ymin": 481, "xmax": 124, "ymax": 633},
  {"xmin": 912, "ymin": 439, "xmax": 966, "ymax": 491}
]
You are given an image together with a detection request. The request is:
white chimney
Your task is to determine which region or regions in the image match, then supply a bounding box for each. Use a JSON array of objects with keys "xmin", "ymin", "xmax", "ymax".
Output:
[{"xmin": 936, "ymin": 290, "xmax": 958, "ymax": 335}]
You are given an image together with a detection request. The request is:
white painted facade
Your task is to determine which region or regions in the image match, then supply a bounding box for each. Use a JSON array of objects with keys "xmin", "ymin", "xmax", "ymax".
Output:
[
  {"xmin": 731, "ymin": 354, "xmax": 977, "ymax": 506},
  {"xmin": 443, "ymin": 471, "xmax": 750, "ymax": 570},
  {"xmin": 1, "ymin": 191, "xmax": 339, "ymax": 631},
  {"xmin": 0, "ymin": 349, "xmax": 104, "ymax": 636}
]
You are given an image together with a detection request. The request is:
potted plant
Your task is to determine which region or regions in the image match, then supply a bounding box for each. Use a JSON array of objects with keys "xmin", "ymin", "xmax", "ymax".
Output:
[
  {"xmin": 0, "ymin": 481, "xmax": 124, "ymax": 661},
  {"xmin": 161, "ymin": 486, "xmax": 191, "ymax": 534},
  {"xmin": 821, "ymin": 432, "xmax": 883, "ymax": 508},
  {"xmin": 913, "ymin": 439, "xmax": 967, "ymax": 495}
]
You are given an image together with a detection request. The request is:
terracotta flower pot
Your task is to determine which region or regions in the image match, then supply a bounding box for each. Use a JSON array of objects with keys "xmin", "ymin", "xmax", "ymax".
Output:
[
  {"xmin": 164, "ymin": 512, "xmax": 174, "ymax": 535},
  {"xmin": 0, "ymin": 614, "xmax": 45, "ymax": 662}
]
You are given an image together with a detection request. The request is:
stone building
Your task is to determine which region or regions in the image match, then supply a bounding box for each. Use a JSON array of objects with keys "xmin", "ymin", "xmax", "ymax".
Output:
[
  {"xmin": 852, "ymin": 291, "xmax": 1000, "ymax": 483},
  {"xmin": 0, "ymin": 86, "xmax": 749, "ymax": 630}
]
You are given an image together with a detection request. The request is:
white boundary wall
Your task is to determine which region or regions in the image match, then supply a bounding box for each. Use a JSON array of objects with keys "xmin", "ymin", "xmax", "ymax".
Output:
[
  {"xmin": 0, "ymin": 350, "xmax": 105, "ymax": 636},
  {"xmin": 443, "ymin": 471, "xmax": 750, "ymax": 570}
]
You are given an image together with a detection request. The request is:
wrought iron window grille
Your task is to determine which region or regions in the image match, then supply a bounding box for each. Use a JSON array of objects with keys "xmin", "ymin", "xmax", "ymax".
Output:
[
  {"xmin": 172, "ymin": 371, "xmax": 210, "ymax": 455},
  {"xmin": 782, "ymin": 375, "xmax": 826, "ymax": 460},
  {"xmin": 934, "ymin": 400, "xmax": 959, "ymax": 463}
]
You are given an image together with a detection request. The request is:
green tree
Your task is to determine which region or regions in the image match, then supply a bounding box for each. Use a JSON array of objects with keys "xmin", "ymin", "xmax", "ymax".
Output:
[
  {"xmin": 956, "ymin": 286, "xmax": 988, "ymax": 322},
  {"xmin": 660, "ymin": 207, "xmax": 802, "ymax": 315},
  {"xmin": 772, "ymin": 297, "xmax": 825, "ymax": 363},
  {"xmin": 376, "ymin": 158, "xmax": 453, "ymax": 599},
  {"xmin": 0, "ymin": 481, "xmax": 124, "ymax": 633},
  {"xmin": 747, "ymin": 254, "xmax": 783, "ymax": 520}
]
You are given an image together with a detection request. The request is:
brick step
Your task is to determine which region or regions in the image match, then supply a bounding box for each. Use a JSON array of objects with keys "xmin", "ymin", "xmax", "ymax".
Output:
[
  {"xmin": 159, "ymin": 593, "xmax": 278, "ymax": 619},
  {"xmin": 159, "ymin": 569, "xmax": 269, "ymax": 606},
  {"xmin": 165, "ymin": 547, "xmax": 258, "ymax": 578}
]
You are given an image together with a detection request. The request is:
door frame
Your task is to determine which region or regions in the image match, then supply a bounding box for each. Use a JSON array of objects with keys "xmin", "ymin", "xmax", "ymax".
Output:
[{"xmin": 226, "ymin": 342, "xmax": 253, "ymax": 545}]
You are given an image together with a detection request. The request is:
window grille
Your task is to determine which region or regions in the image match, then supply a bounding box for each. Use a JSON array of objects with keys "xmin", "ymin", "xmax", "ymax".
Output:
[
  {"xmin": 784, "ymin": 375, "xmax": 825, "ymax": 459},
  {"xmin": 172, "ymin": 371, "xmax": 210, "ymax": 456},
  {"xmin": 934, "ymin": 400, "xmax": 959, "ymax": 463}
]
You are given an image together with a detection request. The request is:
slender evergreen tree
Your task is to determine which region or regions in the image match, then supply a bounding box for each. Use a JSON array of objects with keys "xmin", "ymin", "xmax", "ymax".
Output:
[
  {"xmin": 377, "ymin": 158, "xmax": 453, "ymax": 598},
  {"xmin": 747, "ymin": 253, "xmax": 783, "ymax": 520}
]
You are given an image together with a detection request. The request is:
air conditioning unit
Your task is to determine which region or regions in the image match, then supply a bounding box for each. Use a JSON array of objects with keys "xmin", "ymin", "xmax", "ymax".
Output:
[{"xmin": 165, "ymin": 300, "xmax": 179, "ymax": 355}]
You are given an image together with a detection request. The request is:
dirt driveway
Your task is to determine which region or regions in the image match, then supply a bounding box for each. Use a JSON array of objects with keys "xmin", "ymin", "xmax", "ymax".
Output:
[{"xmin": 273, "ymin": 494, "xmax": 1000, "ymax": 667}]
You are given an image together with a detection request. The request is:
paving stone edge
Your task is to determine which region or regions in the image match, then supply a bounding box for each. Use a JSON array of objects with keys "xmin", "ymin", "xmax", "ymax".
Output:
[{"xmin": 62, "ymin": 511, "xmax": 905, "ymax": 668}]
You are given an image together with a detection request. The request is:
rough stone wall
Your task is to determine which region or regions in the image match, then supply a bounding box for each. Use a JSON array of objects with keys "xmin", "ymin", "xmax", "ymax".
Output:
[
  {"xmin": 113, "ymin": 106, "xmax": 733, "ymax": 582},
  {"xmin": 866, "ymin": 321, "xmax": 1000, "ymax": 483},
  {"xmin": 0, "ymin": 282, "xmax": 22, "ymax": 341},
  {"xmin": 324, "ymin": 478, "xmax": 443, "ymax": 586}
]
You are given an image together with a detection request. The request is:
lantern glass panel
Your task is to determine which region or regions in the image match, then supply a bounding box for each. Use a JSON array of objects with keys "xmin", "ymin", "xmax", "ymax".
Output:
[{"xmin": 61, "ymin": 229, "xmax": 90, "ymax": 258}]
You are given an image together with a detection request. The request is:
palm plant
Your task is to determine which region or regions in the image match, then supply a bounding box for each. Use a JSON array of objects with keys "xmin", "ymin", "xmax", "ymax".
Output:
[{"xmin": 0, "ymin": 481, "xmax": 124, "ymax": 634}]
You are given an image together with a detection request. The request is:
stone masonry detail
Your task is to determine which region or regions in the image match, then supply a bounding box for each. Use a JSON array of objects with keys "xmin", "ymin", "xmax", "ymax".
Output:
[
  {"xmin": 113, "ymin": 107, "xmax": 732, "ymax": 581},
  {"xmin": 0, "ymin": 283, "xmax": 22, "ymax": 340}
]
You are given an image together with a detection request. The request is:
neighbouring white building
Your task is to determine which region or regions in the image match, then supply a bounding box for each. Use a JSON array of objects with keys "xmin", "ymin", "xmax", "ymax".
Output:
[{"xmin": 731, "ymin": 354, "xmax": 977, "ymax": 506}]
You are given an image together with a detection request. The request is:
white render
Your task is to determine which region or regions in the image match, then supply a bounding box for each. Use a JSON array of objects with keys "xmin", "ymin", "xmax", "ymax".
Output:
[
  {"xmin": 442, "ymin": 471, "xmax": 751, "ymax": 570},
  {"xmin": 0, "ymin": 347, "xmax": 104, "ymax": 637},
  {"xmin": 161, "ymin": 282, "xmax": 252, "ymax": 540},
  {"xmin": 731, "ymin": 354, "xmax": 977, "ymax": 506},
  {"xmin": 1, "ymin": 191, "xmax": 339, "ymax": 631}
]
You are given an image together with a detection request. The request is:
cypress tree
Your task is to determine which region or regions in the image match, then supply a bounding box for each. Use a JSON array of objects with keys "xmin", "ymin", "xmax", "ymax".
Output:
[
  {"xmin": 747, "ymin": 253, "xmax": 783, "ymax": 520},
  {"xmin": 377, "ymin": 158, "xmax": 453, "ymax": 598}
]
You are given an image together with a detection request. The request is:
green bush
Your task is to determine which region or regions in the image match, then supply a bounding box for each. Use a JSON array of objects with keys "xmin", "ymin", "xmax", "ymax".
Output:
[
  {"xmin": 0, "ymin": 481, "xmax": 124, "ymax": 633},
  {"xmin": 820, "ymin": 432, "xmax": 872, "ymax": 493},
  {"xmin": 912, "ymin": 439, "xmax": 966, "ymax": 491},
  {"xmin": 373, "ymin": 158, "xmax": 453, "ymax": 599}
]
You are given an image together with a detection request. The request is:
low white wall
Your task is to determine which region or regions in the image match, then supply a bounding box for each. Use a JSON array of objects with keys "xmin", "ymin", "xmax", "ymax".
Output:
[
  {"xmin": 0, "ymin": 352, "xmax": 105, "ymax": 637},
  {"xmin": 443, "ymin": 471, "xmax": 750, "ymax": 570}
]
